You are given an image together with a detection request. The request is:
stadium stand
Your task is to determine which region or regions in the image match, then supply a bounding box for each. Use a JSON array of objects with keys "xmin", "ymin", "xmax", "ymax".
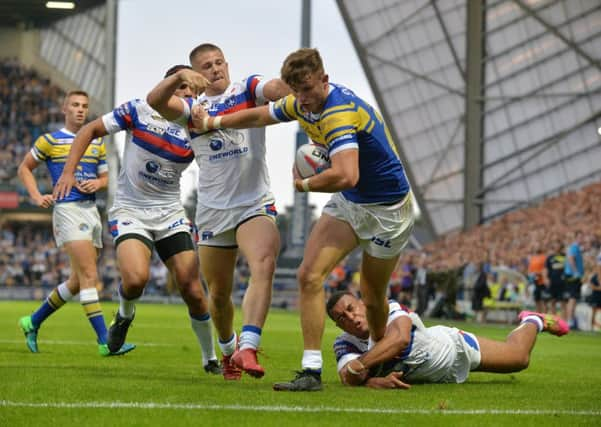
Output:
[{"xmin": 0, "ymin": 58, "xmax": 61, "ymax": 203}]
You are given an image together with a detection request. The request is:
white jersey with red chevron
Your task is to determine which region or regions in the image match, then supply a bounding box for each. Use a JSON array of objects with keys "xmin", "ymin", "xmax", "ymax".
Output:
[
  {"xmin": 184, "ymin": 75, "xmax": 273, "ymax": 210},
  {"xmin": 102, "ymin": 98, "xmax": 193, "ymax": 209}
]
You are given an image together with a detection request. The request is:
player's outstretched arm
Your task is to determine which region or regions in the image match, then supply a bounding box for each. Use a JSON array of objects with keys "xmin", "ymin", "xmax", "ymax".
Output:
[
  {"xmin": 54, "ymin": 118, "xmax": 108, "ymax": 200},
  {"xmin": 147, "ymin": 69, "xmax": 208, "ymax": 120},
  {"xmin": 191, "ymin": 104, "xmax": 279, "ymax": 133}
]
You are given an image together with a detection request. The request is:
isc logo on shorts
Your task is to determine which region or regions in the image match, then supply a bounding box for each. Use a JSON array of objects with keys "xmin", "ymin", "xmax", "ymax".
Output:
[
  {"xmin": 168, "ymin": 218, "xmax": 185, "ymax": 230},
  {"xmin": 201, "ymin": 231, "xmax": 214, "ymax": 241},
  {"xmin": 371, "ymin": 236, "xmax": 392, "ymax": 248}
]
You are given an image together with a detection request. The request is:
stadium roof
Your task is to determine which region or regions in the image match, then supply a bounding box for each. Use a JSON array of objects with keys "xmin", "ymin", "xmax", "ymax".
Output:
[
  {"xmin": 0, "ymin": 1, "xmax": 105, "ymax": 28},
  {"xmin": 337, "ymin": 0, "xmax": 601, "ymax": 241}
]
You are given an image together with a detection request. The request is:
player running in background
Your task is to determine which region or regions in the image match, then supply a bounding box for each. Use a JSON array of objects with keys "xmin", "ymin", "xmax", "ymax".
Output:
[
  {"xmin": 54, "ymin": 66, "xmax": 220, "ymax": 374},
  {"xmin": 147, "ymin": 43, "xmax": 290, "ymax": 380},
  {"xmin": 17, "ymin": 90, "xmax": 135, "ymax": 357},
  {"xmin": 327, "ymin": 291, "xmax": 569, "ymax": 389},
  {"xmin": 190, "ymin": 48, "xmax": 415, "ymax": 390},
  {"xmin": 544, "ymin": 240, "xmax": 567, "ymax": 318}
]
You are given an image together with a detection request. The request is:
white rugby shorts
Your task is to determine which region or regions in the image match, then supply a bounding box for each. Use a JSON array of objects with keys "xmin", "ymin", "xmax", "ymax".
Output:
[
  {"xmin": 196, "ymin": 194, "xmax": 277, "ymax": 247},
  {"xmin": 322, "ymin": 192, "xmax": 415, "ymax": 259},
  {"xmin": 426, "ymin": 326, "xmax": 481, "ymax": 384},
  {"xmin": 53, "ymin": 201, "xmax": 103, "ymax": 248},
  {"xmin": 108, "ymin": 204, "xmax": 195, "ymax": 243}
]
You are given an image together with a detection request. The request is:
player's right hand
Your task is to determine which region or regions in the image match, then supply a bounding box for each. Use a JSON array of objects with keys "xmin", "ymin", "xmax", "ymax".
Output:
[
  {"xmin": 53, "ymin": 173, "xmax": 77, "ymax": 200},
  {"xmin": 33, "ymin": 194, "xmax": 55, "ymax": 208},
  {"xmin": 177, "ymin": 69, "xmax": 209, "ymax": 96}
]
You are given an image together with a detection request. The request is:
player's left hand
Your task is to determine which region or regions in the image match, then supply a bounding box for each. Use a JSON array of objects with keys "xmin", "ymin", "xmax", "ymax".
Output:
[
  {"xmin": 365, "ymin": 372, "xmax": 411, "ymax": 390},
  {"xmin": 190, "ymin": 105, "xmax": 211, "ymax": 133},
  {"xmin": 76, "ymin": 179, "xmax": 100, "ymax": 194}
]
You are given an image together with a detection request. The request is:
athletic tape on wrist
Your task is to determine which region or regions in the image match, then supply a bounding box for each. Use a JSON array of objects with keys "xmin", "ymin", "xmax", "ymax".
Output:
[
  {"xmin": 347, "ymin": 359, "xmax": 365, "ymax": 376},
  {"xmin": 301, "ymin": 178, "xmax": 311, "ymax": 192}
]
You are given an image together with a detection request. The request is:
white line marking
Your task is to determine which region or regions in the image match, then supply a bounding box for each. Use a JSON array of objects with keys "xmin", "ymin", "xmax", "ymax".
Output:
[
  {"xmin": 0, "ymin": 401, "xmax": 598, "ymax": 416},
  {"xmin": 0, "ymin": 339, "xmax": 172, "ymax": 347}
]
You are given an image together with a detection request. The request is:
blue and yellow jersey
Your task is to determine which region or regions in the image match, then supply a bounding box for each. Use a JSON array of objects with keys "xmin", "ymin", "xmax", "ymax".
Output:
[
  {"xmin": 269, "ymin": 83, "xmax": 410, "ymax": 204},
  {"xmin": 30, "ymin": 128, "xmax": 107, "ymax": 203}
]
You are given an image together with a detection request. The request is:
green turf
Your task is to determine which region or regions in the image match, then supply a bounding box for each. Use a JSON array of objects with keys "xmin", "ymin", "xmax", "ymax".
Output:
[{"xmin": 1, "ymin": 300, "xmax": 600, "ymax": 426}]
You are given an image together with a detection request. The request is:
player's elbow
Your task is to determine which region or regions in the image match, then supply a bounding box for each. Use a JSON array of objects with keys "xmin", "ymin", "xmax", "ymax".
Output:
[
  {"xmin": 389, "ymin": 330, "xmax": 410, "ymax": 355},
  {"xmin": 514, "ymin": 354, "xmax": 530, "ymax": 371},
  {"xmin": 338, "ymin": 171, "xmax": 359, "ymax": 189},
  {"xmin": 146, "ymin": 93, "xmax": 161, "ymax": 110},
  {"xmin": 394, "ymin": 338, "xmax": 410, "ymax": 355},
  {"xmin": 146, "ymin": 92, "xmax": 172, "ymax": 116},
  {"xmin": 17, "ymin": 162, "xmax": 30, "ymax": 180}
]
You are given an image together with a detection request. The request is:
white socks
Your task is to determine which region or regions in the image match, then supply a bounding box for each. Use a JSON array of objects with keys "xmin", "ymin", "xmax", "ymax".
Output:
[
  {"xmin": 301, "ymin": 350, "xmax": 323, "ymax": 371},
  {"xmin": 218, "ymin": 332, "xmax": 237, "ymax": 357},
  {"xmin": 521, "ymin": 315, "xmax": 543, "ymax": 333},
  {"xmin": 190, "ymin": 314, "xmax": 217, "ymax": 365},
  {"xmin": 57, "ymin": 282, "xmax": 74, "ymax": 301}
]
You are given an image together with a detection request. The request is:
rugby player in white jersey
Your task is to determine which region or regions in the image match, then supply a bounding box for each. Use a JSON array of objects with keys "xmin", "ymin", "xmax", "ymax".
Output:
[
  {"xmin": 327, "ymin": 291, "xmax": 569, "ymax": 389},
  {"xmin": 18, "ymin": 90, "xmax": 135, "ymax": 357},
  {"xmin": 147, "ymin": 43, "xmax": 290, "ymax": 380},
  {"xmin": 190, "ymin": 48, "xmax": 415, "ymax": 391},
  {"xmin": 54, "ymin": 66, "xmax": 221, "ymax": 374}
]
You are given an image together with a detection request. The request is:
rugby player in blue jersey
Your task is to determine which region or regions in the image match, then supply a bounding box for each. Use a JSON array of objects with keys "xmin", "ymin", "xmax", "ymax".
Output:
[
  {"xmin": 17, "ymin": 90, "xmax": 135, "ymax": 357},
  {"xmin": 192, "ymin": 48, "xmax": 415, "ymax": 390}
]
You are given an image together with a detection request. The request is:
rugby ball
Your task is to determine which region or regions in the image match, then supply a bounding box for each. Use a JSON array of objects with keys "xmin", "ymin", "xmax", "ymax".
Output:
[{"xmin": 295, "ymin": 144, "xmax": 330, "ymax": 178}]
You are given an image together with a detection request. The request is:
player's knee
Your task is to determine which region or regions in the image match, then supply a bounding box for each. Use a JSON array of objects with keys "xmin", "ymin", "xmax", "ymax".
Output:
[
  {"xmin": 297, "ymin": 265, "xmax": 324, "ymax": 293},
  {"xmin": 208, "ymin": 285, "xmax": 231, "ymax": 304},
  {"xmin": 121, "ymin": 268, "xmax": 149, "ymax": 290},
  {"xmin": 249, "ymin": 254, "xmax": 276, "ymax": 279},
  {"xmin": 515, "ymin": 354, "xmax": 530, "ymax": 371},
  {"xmin": 76, "ymin": 264, "xmax": 98, "ymax": 285},
  {"xmin": 179, "ymin": 280, "xmax": 205, "ymax": 302}
]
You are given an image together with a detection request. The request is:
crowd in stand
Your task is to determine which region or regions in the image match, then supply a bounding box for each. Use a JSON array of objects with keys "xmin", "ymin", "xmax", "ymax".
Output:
[
  {"xmin": 0, "ymin": 59, "xmax": 66, "ymax": 199},
  {"xmin": 423, "ymin": 182, "xmax": 601, "ymax": 274}
]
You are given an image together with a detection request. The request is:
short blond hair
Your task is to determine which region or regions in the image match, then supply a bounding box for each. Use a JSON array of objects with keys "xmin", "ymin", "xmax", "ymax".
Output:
[
  {"xmin": 280, "ymin": 48, "xmax": 325, "ymax": 88},
  {"xmin": 189, "ymin": 43, "xmax": 223, "ymax": 63},
  {"xmin": 64, "ymin": 90, "xmax": 88, "ymax": 103}
]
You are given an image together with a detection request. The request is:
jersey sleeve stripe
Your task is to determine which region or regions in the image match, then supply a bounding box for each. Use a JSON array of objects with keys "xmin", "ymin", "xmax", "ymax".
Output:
[
  {"xmin": 324, "ymin": 125, "xmax": 355, "ymax": 142},
  {"xmin": 329, "ymin": 143, "xmax": 358, "ymax": 157},
  {"xmin": 321, "ymin": 103, "xmax": 356, "ymax": 120},
  {"xmin": 269, "ymin": 101, "xmax": 293, "ymax": 122},
  {"xmin": 246, "ymin": 75, "xmax": 260, "ymax": 98}
]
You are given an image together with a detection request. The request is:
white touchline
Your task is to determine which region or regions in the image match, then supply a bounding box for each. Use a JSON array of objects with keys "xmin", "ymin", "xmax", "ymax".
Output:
[{"xmin": 0, "ymin": 401, "xmax": 599, "ymax": 416}]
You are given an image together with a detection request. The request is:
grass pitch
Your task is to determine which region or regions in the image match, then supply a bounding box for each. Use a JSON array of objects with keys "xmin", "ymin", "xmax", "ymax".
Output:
[{"xmin": 1, "ymin": 300, "xmax": 600, "ymax": 426}]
